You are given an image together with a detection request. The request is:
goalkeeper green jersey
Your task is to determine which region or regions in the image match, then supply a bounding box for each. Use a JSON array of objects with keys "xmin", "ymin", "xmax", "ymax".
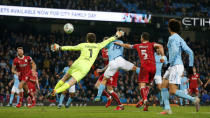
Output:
[{"xmin": 60, "ymin": 36, "xmax": 116, "ymax": 82}]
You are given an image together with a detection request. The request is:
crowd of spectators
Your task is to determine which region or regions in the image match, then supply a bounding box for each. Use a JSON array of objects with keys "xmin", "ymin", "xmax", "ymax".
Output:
[
  {"xmin": 0, "ymin": 28, "xmax": 210, "ymax": 105},
  {"xmin": 0, "ymin": 0, "xmax": 209, "ymax": 17}
]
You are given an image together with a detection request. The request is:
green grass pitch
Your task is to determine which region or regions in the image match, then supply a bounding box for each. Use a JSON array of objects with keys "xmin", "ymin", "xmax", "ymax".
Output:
[{"xmin": 0, "ymin": 106, "xmax": 209, "ymax": 118}]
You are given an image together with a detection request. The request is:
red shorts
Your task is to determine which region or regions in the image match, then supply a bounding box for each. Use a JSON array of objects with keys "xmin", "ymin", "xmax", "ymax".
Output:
[
  {"xmin": 97, "ymin": 72, "xmax": 119, "ymax": 87},
  {"xmin": 189, "ymin": 88, "xmax": 198, "ymax": 94},
  {"xmin": 19, "ymin": 71, "xmax": 32, "ymax": 82},
  {"xmin": 27, "ymin": 81, "xmax": 36, "ymax": 93},
  {"xmin": 138, "ymin": 65, "xmax": 156, "ymax": 83}
]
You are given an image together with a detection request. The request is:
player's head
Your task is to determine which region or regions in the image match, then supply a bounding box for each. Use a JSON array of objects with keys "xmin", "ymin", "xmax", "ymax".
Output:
[
  {"xmin": 193, "ymin": 67, "xmax": 196, "ymax": 73},
  {"xmin": 168, "ymin": 19, "xmax": 181, "ymax": 34},
  {"xmin": 68, "ymin": 60, "xmax": 73, "ymax": 66},
  {"xmin": 156, "ymin": 48, "xmax": 161, "ymax": 55},
  {"xmin": 17, "ymin": 47, "xmax": 24, "ymax": 57},
  {"xmin": 140, "ymin": 32, "xmax": 150, "ymax": 42},
  {"xmin": 86, "ymin": 33, "xmax": 96, "ymax": 43}
]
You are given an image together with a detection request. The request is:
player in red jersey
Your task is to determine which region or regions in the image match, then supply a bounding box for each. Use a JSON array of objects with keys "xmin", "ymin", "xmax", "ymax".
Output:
[
  {"xmin": 189, "ymin": 67, "xmax": 203, "ymax": 96},
  {"xmin": 95, "ymin": 37, "xmax": 121, "ymax": 110},
  {"xmin": 27, "ymin": 71, "xmax": 39, "ymax": 108},
  {"xmin": 11, "ymin": 47, "xmax": 37, "ymax": 108},
  {"xmin": 115, "ymin": 32, "xmax": 165, "ymax": 111}
]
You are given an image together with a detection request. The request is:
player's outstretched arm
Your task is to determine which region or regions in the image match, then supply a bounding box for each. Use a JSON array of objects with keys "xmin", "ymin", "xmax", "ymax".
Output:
[
  {"xmin": 31, "ymin": 60, "xmax": 37, "ymax": 73},
  {"xmin": 154, "ymin": 43, "xmax": 165, "ymax": 62},
  {"xmin": 51, "ymin": 43, "xmax": 81, "ymax": 51},
  {"xmin": 114, "ymin": 42, "xmax": 133, "ymax": 49},
  {"xmin": 99, "ymin": 30, "xmax": 124, "ymax": 49}
]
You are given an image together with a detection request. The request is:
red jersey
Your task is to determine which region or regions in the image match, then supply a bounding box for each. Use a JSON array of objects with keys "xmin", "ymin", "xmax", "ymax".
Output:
[
  {"xmin": 30, "ymin": 72, "xmax": 38, "ymax": 82},
  {"xmin": 101, "ymin": 48, "xmax": 109, "ymax": 66},
  {"xmin": 189, "ymin": 73, "xmax": 200, "ymax": 88},
  {"xmin": 13, "ymin": 56, "xmax": 32, "ymax": 77},
  {"xmin": 133, "ymin": 42, "xmax": 156, "ymax": 67}
]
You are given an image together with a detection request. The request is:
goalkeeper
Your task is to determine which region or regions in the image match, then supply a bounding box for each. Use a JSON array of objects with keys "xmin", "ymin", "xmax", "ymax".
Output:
[{"xmin": 50, "ymin": 31, "xmax": 124, "ymax": 96}]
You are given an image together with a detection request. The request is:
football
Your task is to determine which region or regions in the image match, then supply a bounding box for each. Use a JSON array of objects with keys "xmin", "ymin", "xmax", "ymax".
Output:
[{"xmin": 63, "ymin": 23, "xmax": 74, "ymax": 34}]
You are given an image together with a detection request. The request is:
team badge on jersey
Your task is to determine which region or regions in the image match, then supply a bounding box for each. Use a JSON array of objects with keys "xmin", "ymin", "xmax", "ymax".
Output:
[{"xmin": 25, "ymin": 59, "xmax": 27, "ymax": 62}]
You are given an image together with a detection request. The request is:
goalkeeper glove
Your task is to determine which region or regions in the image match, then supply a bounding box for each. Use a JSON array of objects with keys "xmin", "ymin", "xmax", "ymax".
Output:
[{"xmin": 51, "ymin": 43, "xmax": 60, "ymax": 52}]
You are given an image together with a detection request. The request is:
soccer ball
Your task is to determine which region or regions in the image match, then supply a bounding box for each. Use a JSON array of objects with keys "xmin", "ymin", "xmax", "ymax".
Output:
[{"xmin": 64, "ymin": 23, "xmax": 74, "ymax": 34}]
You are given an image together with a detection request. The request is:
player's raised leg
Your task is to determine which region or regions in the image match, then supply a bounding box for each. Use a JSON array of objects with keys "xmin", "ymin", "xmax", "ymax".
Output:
[
  {"xmin": 57, "ymin": 92, "xmax": 66, "ymax": 109},
  {"xmin": 95, "ymin": 75, "xmax": 112, "ymax": 107}
]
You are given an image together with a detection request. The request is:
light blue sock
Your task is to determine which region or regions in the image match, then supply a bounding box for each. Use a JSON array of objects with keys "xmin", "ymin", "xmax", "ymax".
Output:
[
  {"xmin": 97, "ymin": 84, "xmax": 105, "ymax": 97},
  {"xmin": 136, "ymin": 67, "xmax": 140, "ymax": 74},
  {"xmin": 161, "ymin": 88, "xmax": 170, "ymax": 110},
  {"xmin": 66, "ymin": 97, "xmax": 72, "ymax": 106},
  {"xmin": 9, "ymin": 94, "xmax": 14, "ymax": 104},
  {"xmin": 59, "ymin": 94, "xmax": 65, "ymax": 106},
  {"xmin": 179, "ymin": 98, "xmax": 183, "ymax": 106},
  {"xmin": 175, "ymin": 90, "xmax": 195, "ymax": 102},
  {"xmin": 16, "ymin": 95, "xmax": 20, "ymax": 104}
]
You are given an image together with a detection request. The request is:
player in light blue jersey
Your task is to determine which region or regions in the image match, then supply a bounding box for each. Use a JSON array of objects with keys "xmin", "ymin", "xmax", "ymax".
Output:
[
  {"xmin": 95, "ymin": 37, "xmax": 140, "ymax": 110},
  {"xmin": 154, "ymin": 50, "xmax": 168, "ymax": 90},
  {"xmin": 154, "ymin": 49, "xmax": 168, "ymax": 105},
  {"xmin": 7, "ymin": 74, "xmax": 22, "ymax": 106},
  {"xmin": 160, "ymin": 19, "xmax": 200, "ymax": 114},
  {"xmin": 56, "ymin": 60, "xmax": 82, "ymax": 109},
  {"xmin": 179, "ymin": 72, "xmax": 189, "ymax": 106}
]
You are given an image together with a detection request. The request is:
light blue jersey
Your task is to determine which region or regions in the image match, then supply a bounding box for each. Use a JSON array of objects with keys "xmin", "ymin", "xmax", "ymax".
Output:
[
  {"xmin": 62, "ymin": 66, "xmax": 69, "ymax": 74},
  {"xmin": 180, "ymin": 77, "xmax": 189, "ymax": 90},
  {"xmin": 167, "ymin": 33, "xmax": 194, "ymax": 67},
  {"xmin": 155, "ymin": 53, "xmax": 168, "ymax": 76},
  {"xmin": 105, "ymin": 40, "xmax": 124, "ymax": 61},
  {"xmin": 13, "ymin": 74, "xmax": 19, "ymax": 88}
]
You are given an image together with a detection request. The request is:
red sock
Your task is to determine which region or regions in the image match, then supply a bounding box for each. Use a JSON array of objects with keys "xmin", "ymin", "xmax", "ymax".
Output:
[
  {"xmin": 102, "ymin": 90, "xmax": 111, "ymax": 99},
  {"xmin": 19, "ymin": 92, "xmax": 24, "ymax": 104},
  {"xmin": 110, "ymin": 91, "xmax": 122, "ymax": 105},
  {"xmin": 27, "ymin": 96, "xmax": 32, "ymax": 104},
  {"xmin": 145, "ymin": 86, "xmax": 149, "ymax": 99},
  {"xmin": 28, "ymin": 91, "xmax": 35, "ymax": 101},
  {"xmin": 140, "ymin": 87, "xmax": 148, "ymax": 101}
]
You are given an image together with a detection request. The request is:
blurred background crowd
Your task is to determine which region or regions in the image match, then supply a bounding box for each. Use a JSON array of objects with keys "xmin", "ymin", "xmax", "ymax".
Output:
[{"xmin": 0, "ymin": 29, "xmax": 209, "ymax": 105}]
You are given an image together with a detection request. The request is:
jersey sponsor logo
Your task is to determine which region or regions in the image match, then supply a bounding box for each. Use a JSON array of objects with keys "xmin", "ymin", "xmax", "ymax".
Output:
[
  {"xmin": 25, "ymin": 59, "xmax": 27, "ymax": 62},
  {"xmin": 192, "ymin": 77, "xmax": 198, "ymax": 80},
  {"xmin": 19, "ymin": 64, "xmax": 28, "ymax": 67},
  {"xmin": 139, "ymin": 46, "xmax": 148, "ymax": 48}
]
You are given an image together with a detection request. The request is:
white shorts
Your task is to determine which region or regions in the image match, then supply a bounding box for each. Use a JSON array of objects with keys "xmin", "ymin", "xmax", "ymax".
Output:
[
  {"xmin": 104, "ymin": 56, "xmax": 134, "ymax": 78},
  {"xmin": 11, "ymin": 86, "xmax": 19, "ymax": 94},
  {"xmin": 163, "ymin": 65, "xmax": 184, "ymax": 84},
  {"xmin": 154, "ymin": 75, "xmax": 162, "ymax": 84},
  {"xmin": 68, "ymin": 85, "xmax": 75, "ymax": 93},
  {"xmin": 182, "ymin": 89, "xmax": 188, "ymax": 95}
]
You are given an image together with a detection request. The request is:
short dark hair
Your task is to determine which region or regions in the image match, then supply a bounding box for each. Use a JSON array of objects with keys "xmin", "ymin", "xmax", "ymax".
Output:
[
  {"xmin": 168, "ymin": 19, "xmax": 181, "ymax": 33},
  {"xmin": 141, "ymin": 32, "xmax": 150, "ymax": 41},
  {"xmin": 17, "ymin": 47, "xmax": 23, "ymax": 50},
  {"xmin": 86, "ymin": 33, "xmax": 96, "ymax": 43}
]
